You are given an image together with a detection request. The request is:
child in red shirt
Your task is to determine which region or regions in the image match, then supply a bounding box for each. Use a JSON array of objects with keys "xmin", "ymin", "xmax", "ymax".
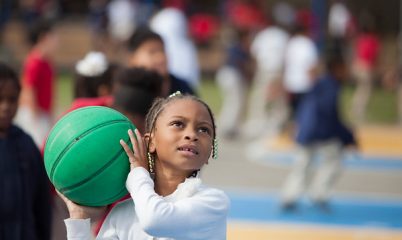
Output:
[{"xmin": 16, "ymin": 19, "xmax": 58, "ymax": 147}]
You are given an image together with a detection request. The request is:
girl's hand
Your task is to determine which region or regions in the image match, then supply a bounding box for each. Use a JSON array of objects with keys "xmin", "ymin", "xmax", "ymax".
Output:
[
  {"xmin": 120, "ymin": 129, "xmax": 148, "ymax": 171},
  {"xmin": 56, "ymin": 190, "xmax": 107, "ymax": 220}
]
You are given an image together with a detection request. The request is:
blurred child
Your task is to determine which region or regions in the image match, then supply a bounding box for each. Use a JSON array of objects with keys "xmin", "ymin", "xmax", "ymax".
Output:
[
  {"xmin": 281, "ymin": 54, "xmax": 356, "ymax": 210},
  {"xmin": 283, "ymin": 11, "xmax": 319, "ymax": 119},
  {"xmin": 150, "ymin": 7, "xmax": 200, "ymax": 88},
  {"xmin": 242, "ymin": 2, "xmax": 293, "ymax": 139},
  {"xmin": 112, "ymin": 67, "xmax": 163, "ymax": 133},
  {"xmin": 68, "ymin": 51, "xmax": 116, "ymax": 112},
  {"xmin": 216, "ymin": 28, "xmax": 252, "ymax": 139},
  {"xmin": 0, "ymin": 62, "xmax": 52, "ymax": 240},
  {"xmin": 91, "ymin": 67, "xmax": 164, "ymax": 236},
  {"xmin": 16, "ymin": 19, "xmax": 58, "ymax": 147},
  {"xmin": 350, "ymin": 13, "xmax": 380, "ymax": 123},
  {"xmin": 125, "ymin": 26, "xmax": 195, "ymax": 97}
]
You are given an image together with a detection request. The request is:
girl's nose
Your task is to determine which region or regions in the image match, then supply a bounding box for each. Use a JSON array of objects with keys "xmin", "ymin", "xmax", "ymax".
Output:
[{"xmin": 184, "ymin": 130, "xmax": 198, "ymax": 141}]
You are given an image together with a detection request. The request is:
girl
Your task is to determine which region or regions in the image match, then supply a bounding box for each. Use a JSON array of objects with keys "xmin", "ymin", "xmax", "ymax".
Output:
[
  {"xmin": 67, "ymin": 51, "xmax": 116, "ymax": 112},
  {"xmin": 60, "ymin": 92, "xmax": 230, "ymax": 239}
]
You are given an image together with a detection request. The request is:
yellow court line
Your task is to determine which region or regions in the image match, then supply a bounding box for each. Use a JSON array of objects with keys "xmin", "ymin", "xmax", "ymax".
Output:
[
  {"xmin": 355, "ymin": 126, "xmax": 402, "ymax": 157},
  {"xmin": 228, "ymin": 222, "xmax": 402, "ymax": 240}
]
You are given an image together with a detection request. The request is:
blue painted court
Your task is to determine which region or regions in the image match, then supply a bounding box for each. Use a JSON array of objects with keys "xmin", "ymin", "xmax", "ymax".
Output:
[
  {"xmin": 228, "ymin": 191, "xmax": 402, "ymax": 230},
  {"xmin": 227, "ymin": 135, "xmax": 402, "ymax": 239}
]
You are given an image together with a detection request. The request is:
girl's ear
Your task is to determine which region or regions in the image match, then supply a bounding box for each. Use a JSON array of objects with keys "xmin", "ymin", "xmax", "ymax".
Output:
[{"xmin": 144, "ymin": 133, "xmax": 156, "ymax": 153}]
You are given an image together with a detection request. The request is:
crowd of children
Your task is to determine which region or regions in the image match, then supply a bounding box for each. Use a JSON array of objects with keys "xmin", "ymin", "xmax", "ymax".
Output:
[{"xmin": 0, "ymin": 0, "xmax": 393, "ymax": 239}]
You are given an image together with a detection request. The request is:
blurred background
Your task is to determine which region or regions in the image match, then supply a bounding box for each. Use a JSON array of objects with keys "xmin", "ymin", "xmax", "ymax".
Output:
[{"xmin": 1, "ymin": 0, "xmax": 401, "ymax": 239}]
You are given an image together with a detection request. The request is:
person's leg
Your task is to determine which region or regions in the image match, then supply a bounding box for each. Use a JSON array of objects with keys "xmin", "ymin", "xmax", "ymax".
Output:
[
  {"xmin": 309, "ymin": 140, "xmax": 342, "ymax": 204},
  {"xmin": 281, "ymin": 145, "xmax": 314, "ymax": 208},
  {"xmin": 216, "ymin": 66, "xmax": 245, "ymax": 138},
  {"xmin": 242, "ymin": 69, "xmax": 271, "ymax": 138},
  {"xmin": 351, "ymin": 67, "xmax": 372, "ymax": 123},
  {"xmin": 265, "ymin": 80, "xmax": 289, "ymax": 137}
]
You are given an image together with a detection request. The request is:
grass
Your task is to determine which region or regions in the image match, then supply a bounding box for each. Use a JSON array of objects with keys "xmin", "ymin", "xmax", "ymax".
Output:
[
  {"xmin": 55, "ymin": 74, "xmax": 73, "ymax": 115},
  {"xmin": 55, "ymin": 75, "xmax": 399, "ymax": 125},
  {"xmin": 197, "ymin": 79, "xmax": 223, "ymax": 115},
  {"xmin": 340, "ymin": 84, "xmax": 398, "ymax": 124}
]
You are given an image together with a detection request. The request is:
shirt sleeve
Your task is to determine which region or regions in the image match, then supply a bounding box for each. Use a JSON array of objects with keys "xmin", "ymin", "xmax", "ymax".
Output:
[
  {"xmin": 64, "ymin": 219, "xmax": 92, "ymax": 240},
  {"xmin": 23, "ymin": 59, "xmax": 41, "ymax": 87},
  {"xmin": 65, "ymin": 215, "xmax": 120, "ymax": 240},
  {"xmin": 126, "ymin": 167, "xmax": 230, "ymax": 239}
]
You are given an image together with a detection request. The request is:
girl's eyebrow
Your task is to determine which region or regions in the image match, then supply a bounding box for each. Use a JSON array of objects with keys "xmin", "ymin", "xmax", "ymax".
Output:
[
  {"xmin": 169, "ymin": 115, "xmax": 212, "ymax": 127},
  {"xmin": 198, "ymin": 120, "xmax": 213, "ymax": 127}
]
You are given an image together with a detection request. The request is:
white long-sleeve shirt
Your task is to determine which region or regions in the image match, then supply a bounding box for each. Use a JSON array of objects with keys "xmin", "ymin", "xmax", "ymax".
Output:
[
  {"xmin": 283, "ymin": 35, "xmax": 319, "ymax": 94},
  {"xmin": 65, "ymin": 168, "xmax": 230, "ymax": 240}
]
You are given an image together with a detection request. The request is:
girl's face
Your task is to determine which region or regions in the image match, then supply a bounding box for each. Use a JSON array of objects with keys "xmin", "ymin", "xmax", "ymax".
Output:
[
  {"xmin": 0, "ymin": 80, "xmax": 19, "ymax": 136},
  {"xmin": 149, "ymin": 99, "xmax": 214, "ymax": 175},
  {"xmin": 128, "ymin": 39, "xmax": 168, "ymax": 77}
]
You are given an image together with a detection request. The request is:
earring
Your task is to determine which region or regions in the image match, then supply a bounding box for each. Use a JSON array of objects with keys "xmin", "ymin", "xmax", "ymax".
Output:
[
  {"xmin": 147, "ymin": 152, "xmax": 155, "ymax": 175},
  {"xmin": 212, "ymin": 138, "xmax": 218, "ymax": 159}
]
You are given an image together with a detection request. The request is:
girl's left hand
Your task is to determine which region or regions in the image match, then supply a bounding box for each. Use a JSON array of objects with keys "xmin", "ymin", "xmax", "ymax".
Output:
[
  {"xmin": 120, "ymin": 129, "xmax": 148, "ymax": 171},
  {"xmin": 56, "ymin": 190, "xmax": 107, "ymax": 220}
]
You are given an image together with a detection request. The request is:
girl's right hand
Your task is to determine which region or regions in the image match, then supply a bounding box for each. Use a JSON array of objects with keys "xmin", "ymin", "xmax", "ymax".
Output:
[
  {"xmin": 120, "ymin": 129, "xmax": 149, "ymax": 171},
  {"xmin": 56, "ymin": 190, "xmax": 107, "ymax": 220}
]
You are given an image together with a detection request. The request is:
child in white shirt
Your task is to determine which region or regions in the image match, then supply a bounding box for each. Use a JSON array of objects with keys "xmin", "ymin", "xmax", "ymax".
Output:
[{"xmin": 59, "ymin": 92, "xmax": 230, "ymax": 240}]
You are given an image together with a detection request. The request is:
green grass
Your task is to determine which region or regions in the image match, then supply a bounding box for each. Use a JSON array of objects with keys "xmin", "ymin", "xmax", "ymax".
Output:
[
  {"xmin": 55, "ymin": 74, "xmax": 73, "ymax": 115},
  {"xmin": 340, "ymin": 84, "xmax": 398, "ymax": 124},
  {"xmin": 197, "ymin": 79, "xmax": 223, "ymax": 116},
  {"xmin": 55, "ymin": 75, "xmax": 399, "ymax": 125}
]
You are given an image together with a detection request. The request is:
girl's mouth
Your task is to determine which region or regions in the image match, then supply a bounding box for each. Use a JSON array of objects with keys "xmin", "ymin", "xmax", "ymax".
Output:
[{"xmin": 177, "ymin": 147, "xmax": 199, "ymax": 155}]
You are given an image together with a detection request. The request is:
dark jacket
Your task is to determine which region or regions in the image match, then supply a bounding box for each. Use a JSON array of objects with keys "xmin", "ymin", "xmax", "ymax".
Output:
[
  {"xmin": 169, "ymin": 74, "xmax": 196, "ymax": 96},
  {"xmin": 0, "ymin": 125, "xmax": 52, "ymax": 240},
  {"xmin": 295, "ymin": 74, "xmax": 355, "ymax": 146}
]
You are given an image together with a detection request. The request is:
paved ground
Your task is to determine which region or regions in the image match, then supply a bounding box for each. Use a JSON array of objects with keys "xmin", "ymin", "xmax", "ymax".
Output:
[{"xmin": 203, "ymin": 125, "xmax": 402, "ymax": 239}]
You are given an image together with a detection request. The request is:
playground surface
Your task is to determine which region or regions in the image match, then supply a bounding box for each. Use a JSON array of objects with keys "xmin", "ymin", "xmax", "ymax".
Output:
[{"xmin": 203, "ymin": 125, "xmax": 402, "ymax": 239}]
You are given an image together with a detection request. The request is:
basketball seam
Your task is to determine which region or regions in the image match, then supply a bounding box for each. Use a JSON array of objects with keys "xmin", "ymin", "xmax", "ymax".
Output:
[
  {"xmin": 45, "ymin": 106, "xmax": 112, "ymax": 147},
  {"xmin": 58, "ymin": 141, "xmax": 129, "ymax": 192},
  {"xmin": 49, "ymin": 119, "xmax": 130, "ymax": 180},
  {"xmin": 66, "ymin": 184, "xmax": 128, "ymax": 207}
]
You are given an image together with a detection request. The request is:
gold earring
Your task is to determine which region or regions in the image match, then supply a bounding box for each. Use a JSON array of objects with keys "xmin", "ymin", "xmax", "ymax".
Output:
[
  {"xmin": 147, "ymin": 152, "xmax": 155, "ymax": 175},
  {"xmin": 212, "ymin": 138, "xmax": 218, "ymax": 159}
]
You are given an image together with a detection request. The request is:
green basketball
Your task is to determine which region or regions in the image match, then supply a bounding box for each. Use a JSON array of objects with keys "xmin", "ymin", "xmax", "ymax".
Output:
[{"xmin": 44, "ymin": 106, "xmax": 135, "ymax": 206}]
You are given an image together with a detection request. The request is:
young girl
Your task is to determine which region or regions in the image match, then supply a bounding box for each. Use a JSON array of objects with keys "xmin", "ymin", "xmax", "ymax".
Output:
[
  {"xmin": 60, "ymin": 92, "xmax": 230, "ymax": 239},
  {"xmin": 67, "ymin": 51, "xmax": 116, "ymax": 112}
]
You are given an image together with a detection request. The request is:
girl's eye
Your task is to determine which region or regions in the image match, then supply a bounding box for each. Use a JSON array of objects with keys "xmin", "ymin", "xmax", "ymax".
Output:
[
  {"xmin": 199, "ymin": 127, "xmax": 211, "ymax": 135},
  {"xmin": 171, "ymin": 121, "xmax": 184, "ymax": 128}
]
